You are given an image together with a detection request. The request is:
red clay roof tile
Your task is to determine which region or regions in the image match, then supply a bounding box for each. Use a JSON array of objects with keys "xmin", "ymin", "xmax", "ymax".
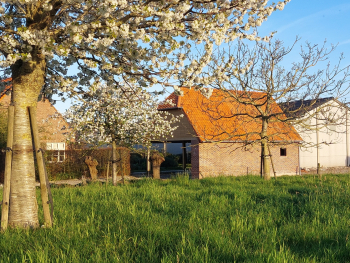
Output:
[
  {"xmin": 161, "ymin": 88, "xmax": 302, "ymax": 142},
  {"xmin": 0, "ymin": 78, "xmax": 12, "ymax": 101}
]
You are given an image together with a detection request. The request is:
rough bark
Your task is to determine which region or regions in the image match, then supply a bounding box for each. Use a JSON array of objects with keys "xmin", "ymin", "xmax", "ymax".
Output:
[
  {"xmin": 85, "ymin": 156, "xmax": 98, "ymax": 181},
  {"xmin": 151, "ymin": 152, "xmax": 165, "ymax": 179},
  {"xmin": 9, "ymin": 54, "xmax": 46, "ymax": 228}
]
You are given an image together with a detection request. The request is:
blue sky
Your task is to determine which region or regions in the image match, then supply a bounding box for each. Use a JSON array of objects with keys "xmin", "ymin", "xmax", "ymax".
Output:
[
  {"xmin": 262, "ymin": 0, "xmax": 350, "ymax": 52},
  {"xmin": 53, "ymin": 0, "xmax": 350, "ymax": 113}
]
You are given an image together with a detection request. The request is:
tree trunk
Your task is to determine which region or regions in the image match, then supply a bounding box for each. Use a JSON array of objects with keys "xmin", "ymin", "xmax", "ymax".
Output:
[
  {"xmin": 151, "ymin": 152, "xmax": 165, "ymax": 179},
  {"xmin": 85, "ymin": 156, "xmax": 98, "ymax": 181},
  {"xmin": 8, "ymin": 55, "xmax": 46, "ymax": 228},
  {"xmin": 261, "ymin": 119, "xmax": 271, "ymax": 180},
  {"xmin": 112, "ymin": 135, "xmax": 117, "ymax": 186}
]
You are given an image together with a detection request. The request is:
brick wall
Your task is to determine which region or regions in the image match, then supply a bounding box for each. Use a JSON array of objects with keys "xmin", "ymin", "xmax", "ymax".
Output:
[
  {"xmin": 0, "ymin": 94, "xmax": 69, "ymax": 143},
  {"xmin": 190, "ymin": 142, "xmax": 299, "ymax": 179},
  {"xmin": 269, "ymin": 144, "xmax": 300, "ymax": 176},
  {"xmin": 36, "ymin": 98, "xmax": 69, "ymax": 143}
]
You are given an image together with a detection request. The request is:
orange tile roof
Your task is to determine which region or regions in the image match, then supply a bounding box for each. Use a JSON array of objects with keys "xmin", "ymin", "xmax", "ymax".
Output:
[
  {"xmin": 157, "ymin": 92, "xmax": 181, "ymax": 110},
  {"xmin": 0, "ymin": 78, "xmax": 12, "ymax": 101},
  {"xmin": 159, "ymin": 88, "xmax": 302, "ymax": 142}
]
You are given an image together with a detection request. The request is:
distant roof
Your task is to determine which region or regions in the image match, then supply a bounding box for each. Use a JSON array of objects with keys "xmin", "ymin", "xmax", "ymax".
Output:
[
  {"xmin": 157, "ymin": 92, "xmax": 181, "ymax": 110},
  {"xmin": 159, "ymin": 88, "xmax": 302, "ymax": 143},
  {"xmin": 0, "ymin": 78, "xmax": 12, "ymax": 101},
  {"xmin": 279, "ymin": 97, "xmax": 335, "ymax": 118}
]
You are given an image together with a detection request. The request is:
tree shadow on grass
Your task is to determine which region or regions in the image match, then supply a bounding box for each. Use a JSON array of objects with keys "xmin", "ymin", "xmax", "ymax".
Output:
[{"xmin": 283, "ymin": 230, "xmax": 350, "ymax": 262}]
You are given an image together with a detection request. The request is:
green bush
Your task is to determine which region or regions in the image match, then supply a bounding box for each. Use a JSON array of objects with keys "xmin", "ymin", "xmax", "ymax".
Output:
[
  {"xmin": 162, "ymin": 154, "xmax": 180, "ymax": 168},
  {"xmin": 130, "ymin": 153, "xmax": 147, "ymax": 170}
]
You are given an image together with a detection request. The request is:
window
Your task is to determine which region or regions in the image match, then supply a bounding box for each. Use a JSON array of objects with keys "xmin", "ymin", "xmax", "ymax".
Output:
[
  {"xmin": 46, "ymin": 142, "xmax": 65, "ymax": 162},
  {"xmin": 280, "ymin": 148, "xmax": 287, "ymax": 156}
]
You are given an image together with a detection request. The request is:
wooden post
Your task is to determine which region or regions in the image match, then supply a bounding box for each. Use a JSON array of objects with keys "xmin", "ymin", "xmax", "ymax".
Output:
[
  {"xmin": 28, "ymin": 106, "xmax": 52, "ymax": 228},
  {"xmin": 43, "ymin": 156, "xmax": 54, "ymax": 222},
  {"xmin": 106, "ymin": 163, "xmax": 109, "ymax": 185},
  {"xmin": 163, "ymin": 142, "xmax": 167, "ymax": 156},
  {"xmin": 106, "ymin": 151, "xmax": 110, "ymax": 186},
  {"xmin": 1, "ymin": 106, "xmax": 14, "ymax": 231},
  {"xmin": 267, "ymin": 144, "xmax": 277, "ymax": 179}
]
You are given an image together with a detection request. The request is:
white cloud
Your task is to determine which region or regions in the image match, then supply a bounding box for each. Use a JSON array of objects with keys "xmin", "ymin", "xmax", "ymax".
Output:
[
  {"xmin": 276, "ymin": 3, "xmax": 350, "ymax": 35},
  {"xmin": 338, "ymin": 39, "xmax": 350, "ymax": 47}
]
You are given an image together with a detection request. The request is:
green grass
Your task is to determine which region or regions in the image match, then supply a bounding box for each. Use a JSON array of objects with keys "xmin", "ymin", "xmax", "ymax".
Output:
[{"xmin": 1, "ymin": 174, "xmax": 350, "ymax": 262}]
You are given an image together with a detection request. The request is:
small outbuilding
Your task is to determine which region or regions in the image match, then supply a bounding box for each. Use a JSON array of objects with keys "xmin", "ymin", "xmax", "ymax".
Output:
[{"xmin": 158, "ymin": 88, "xmax": 302, "ymax": 178}]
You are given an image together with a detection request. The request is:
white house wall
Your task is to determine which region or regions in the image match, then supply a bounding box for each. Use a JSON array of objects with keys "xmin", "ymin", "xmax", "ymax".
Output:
[{"xmin": 296, "ymin": 101, "xmax": 349, "ymax": 168}]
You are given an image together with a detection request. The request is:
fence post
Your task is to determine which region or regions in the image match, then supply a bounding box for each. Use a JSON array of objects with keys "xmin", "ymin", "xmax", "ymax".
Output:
[
  {"xmin": 1, "ymin": 106, "xmax": 14, "ymax": 231},
  {"xmin": 106, "ymin": 161, "xmax": 110, "ymax": 186}
]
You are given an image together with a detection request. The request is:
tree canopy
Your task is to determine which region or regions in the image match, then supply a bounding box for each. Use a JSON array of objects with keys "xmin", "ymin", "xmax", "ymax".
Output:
[{"xmin": 0, "ymin": 0, "xmax": 288, "ymax": 93}]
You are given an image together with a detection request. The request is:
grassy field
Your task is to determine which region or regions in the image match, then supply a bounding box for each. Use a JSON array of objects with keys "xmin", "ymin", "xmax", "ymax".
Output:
[{"xmin": 1, "ymin": 174, "xmax": 350, "ymax": 262}]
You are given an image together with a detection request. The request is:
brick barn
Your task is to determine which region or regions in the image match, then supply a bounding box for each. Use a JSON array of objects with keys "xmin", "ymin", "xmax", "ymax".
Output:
[
  {"xmin": 158, "ymin": 88, "xmax": 302, "ymax": 178},
  {"xmin": 0, "ymin": 78, "xmax": 70, "ymax": 162}
]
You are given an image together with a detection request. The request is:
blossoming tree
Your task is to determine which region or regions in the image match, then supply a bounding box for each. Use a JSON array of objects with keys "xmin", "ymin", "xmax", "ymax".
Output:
[
  {"xmin": 0, "ymin": 0, "xmax": 289, "ymax": 227},
  {"xmin": 66, "ymin": 83, "xmax": 181, "ymax": 185}
]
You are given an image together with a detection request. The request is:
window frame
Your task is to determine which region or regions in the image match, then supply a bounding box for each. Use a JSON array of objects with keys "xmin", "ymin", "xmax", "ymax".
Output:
[{"xmin": 46, "ymin": 142, "xmax": 66, "ymax": 162}]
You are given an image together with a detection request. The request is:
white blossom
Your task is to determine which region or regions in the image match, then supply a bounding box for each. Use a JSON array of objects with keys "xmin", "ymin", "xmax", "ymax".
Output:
[
  {"xmin": 0, "ymin": 0, "xmax": 285, "ymax": 95},
  {"xmin": 66, "ymin": 83, "xmax": 182, "ymax": 147}
]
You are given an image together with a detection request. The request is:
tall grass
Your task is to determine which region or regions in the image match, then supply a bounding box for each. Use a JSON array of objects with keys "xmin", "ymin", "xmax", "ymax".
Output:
[{"xmin": 1, "ymin": 174, "xmax": 350, "ymax": 262}]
